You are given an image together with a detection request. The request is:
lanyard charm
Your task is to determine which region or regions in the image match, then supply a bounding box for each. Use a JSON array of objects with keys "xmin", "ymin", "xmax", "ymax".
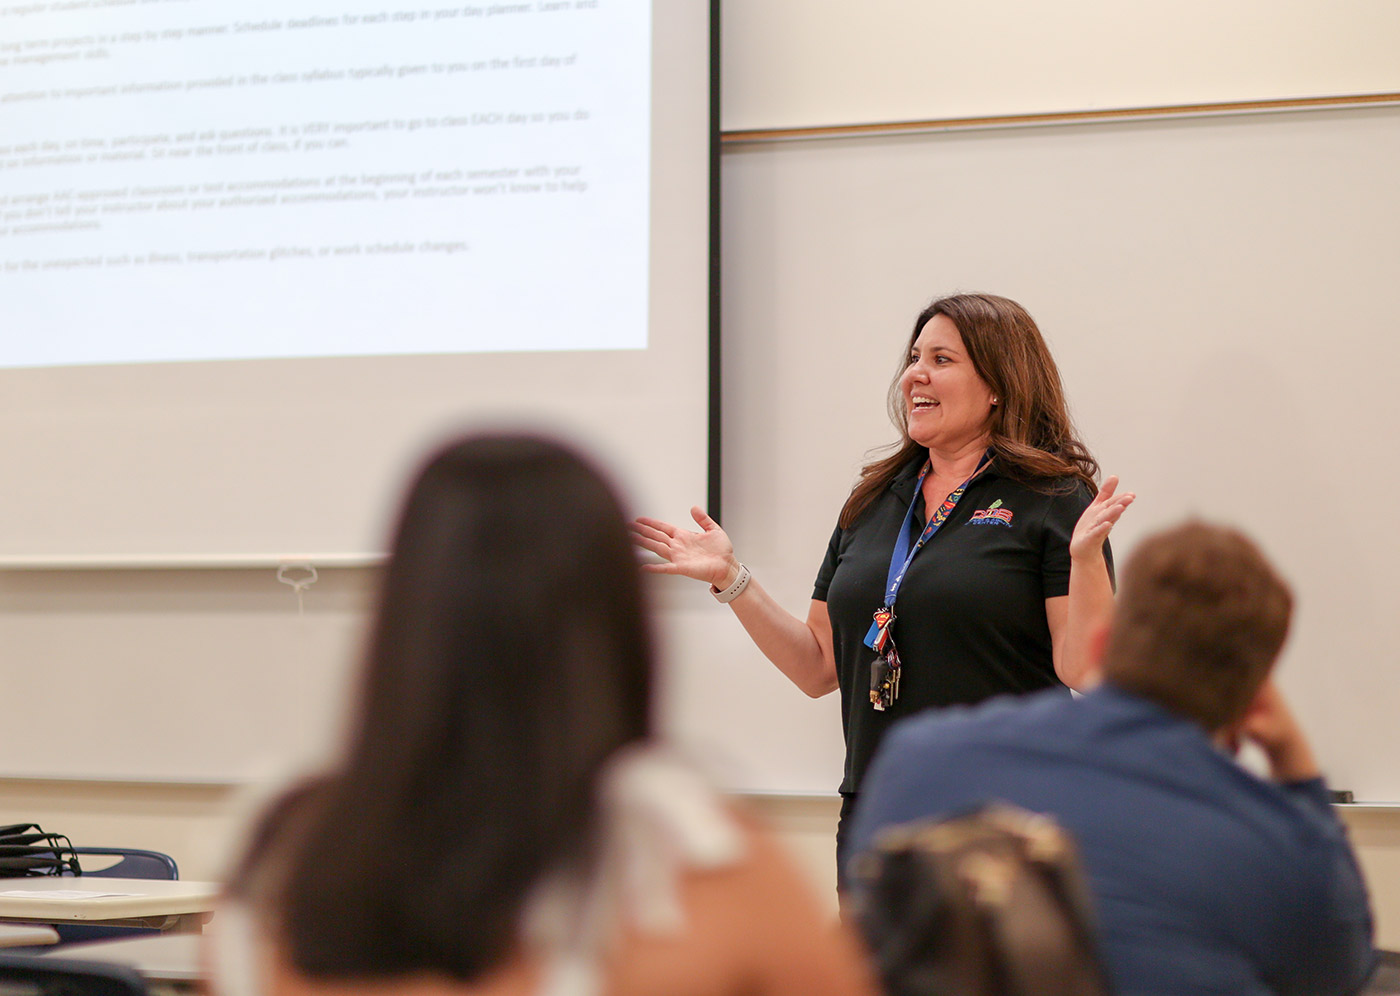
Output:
[{"xmin": 868, "ymin": 606, "xmax": 896, "ymax": 653}]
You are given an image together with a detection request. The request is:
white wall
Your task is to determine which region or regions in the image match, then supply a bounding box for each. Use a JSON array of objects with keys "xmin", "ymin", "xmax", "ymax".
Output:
[
  {"xmin": 717, "ymin": 105, "xmax": 1400, "ymax": 800},
  {"xmin": 721, "ymin": 0, "xmax": 1400, "ymax": 130},
  {"xmin": 2, "ymin": 0, "xmax": 1398, "ymax": 955}
]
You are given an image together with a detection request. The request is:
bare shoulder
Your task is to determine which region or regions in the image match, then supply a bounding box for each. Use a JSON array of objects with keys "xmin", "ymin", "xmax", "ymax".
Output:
[{"xmin": 605, "ymin": 807, "xmax": 879, "ymax": 996}]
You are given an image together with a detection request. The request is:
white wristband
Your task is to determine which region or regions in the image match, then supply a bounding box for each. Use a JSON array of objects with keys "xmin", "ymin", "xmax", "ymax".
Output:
[{"xmin": 711, "ymin": 563, "xmax": 752, "ymax": 604}]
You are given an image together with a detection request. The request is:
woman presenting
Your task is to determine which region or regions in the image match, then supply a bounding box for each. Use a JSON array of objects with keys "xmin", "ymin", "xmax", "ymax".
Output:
[{"xmin": 632, "ymin": 293, "xmax": 1134, "ymax": 874}]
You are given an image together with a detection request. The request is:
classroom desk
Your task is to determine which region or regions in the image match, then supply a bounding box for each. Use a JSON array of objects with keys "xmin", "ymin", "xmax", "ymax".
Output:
[
  {"xmin": 0, "ymin": 878, "xmax": 219, "ymax": 932},
  {"xmin": 0, "ymin": 922, "xmax": 59, "ymax": 947}
]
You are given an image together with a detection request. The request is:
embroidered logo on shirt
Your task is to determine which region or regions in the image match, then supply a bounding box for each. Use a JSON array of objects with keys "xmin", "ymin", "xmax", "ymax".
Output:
[{"xmin": 968, "ymin": 498, "xmax": 1014, "ymax": 526}]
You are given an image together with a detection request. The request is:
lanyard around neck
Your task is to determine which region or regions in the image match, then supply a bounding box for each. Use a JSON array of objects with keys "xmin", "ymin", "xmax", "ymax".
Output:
[{"xmin": 881, "ymin": 451, "xmax": 991, "ymax": 609}]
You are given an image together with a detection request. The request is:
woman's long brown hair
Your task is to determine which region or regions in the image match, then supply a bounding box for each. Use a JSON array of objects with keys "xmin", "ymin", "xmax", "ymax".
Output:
[
  {"xmin": 241, "ymin": 436, "xmax": 655, "ymax": 982},
  {"xmin": 839, "ymin": 294, "xmax": 1099, "ymax": 528}
]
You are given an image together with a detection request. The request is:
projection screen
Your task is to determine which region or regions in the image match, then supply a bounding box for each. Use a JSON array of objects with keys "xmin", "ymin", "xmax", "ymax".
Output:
[{"xmin": 0, "ymin": 0, "xmax": 714, "ymax": 562}]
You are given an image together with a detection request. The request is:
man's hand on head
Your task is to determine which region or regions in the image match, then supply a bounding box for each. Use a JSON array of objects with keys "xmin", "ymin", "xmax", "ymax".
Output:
[{"xmin": 1233, "ymin": 680, "xmax": 1321, "ymax": 783}]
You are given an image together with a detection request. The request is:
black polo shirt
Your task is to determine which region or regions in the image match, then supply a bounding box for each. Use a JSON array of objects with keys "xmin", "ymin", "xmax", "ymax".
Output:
[{"xmin": 813, "ymin": 457, "xmax": 1113, "ymax": 795}]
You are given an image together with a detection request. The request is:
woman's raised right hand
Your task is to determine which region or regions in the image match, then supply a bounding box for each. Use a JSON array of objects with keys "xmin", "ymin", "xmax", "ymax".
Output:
[{"xmin": 630, "ymin": 507, "xmax": 741, "ymax": 589}]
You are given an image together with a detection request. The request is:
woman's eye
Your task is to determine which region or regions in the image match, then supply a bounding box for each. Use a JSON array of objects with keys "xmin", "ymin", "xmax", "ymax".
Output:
[
  {"xmin": 933, "ymin": 355, "xmax": 949, "ymax": 364},
  {"xmin": 907, "ymin": 354, "xmax": 919, "ymax": 366}
]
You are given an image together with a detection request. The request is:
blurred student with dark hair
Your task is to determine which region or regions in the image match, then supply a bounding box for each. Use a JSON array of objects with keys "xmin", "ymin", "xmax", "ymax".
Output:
[
  {"xmin": 212, "ymin": 435, "xmax": 877, "ymax": 996},
  {"xmin": 850, "ymin": 521, "xmax": 1375, "ymax": 996}
]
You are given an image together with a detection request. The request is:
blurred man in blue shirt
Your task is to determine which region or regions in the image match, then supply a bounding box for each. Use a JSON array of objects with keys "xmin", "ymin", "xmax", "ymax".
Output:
[{"xmin": 849, "ymin": 521, "xmax": 1375, "ymax": 996}]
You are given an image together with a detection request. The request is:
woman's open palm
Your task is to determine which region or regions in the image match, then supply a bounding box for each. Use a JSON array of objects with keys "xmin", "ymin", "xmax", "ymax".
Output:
[
  {"xmin": 630, "ymin": 507, "xmax": 737, "ymax": 588},
  {"xmin": 1070, "ymin": 475, "xmax": 1135, "ymax": 562}
]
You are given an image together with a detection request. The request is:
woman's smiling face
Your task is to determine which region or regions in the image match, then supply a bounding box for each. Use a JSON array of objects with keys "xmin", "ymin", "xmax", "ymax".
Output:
[{"xmin": 899, "ymin": 313, "xmax": 997, "ymax": 454}]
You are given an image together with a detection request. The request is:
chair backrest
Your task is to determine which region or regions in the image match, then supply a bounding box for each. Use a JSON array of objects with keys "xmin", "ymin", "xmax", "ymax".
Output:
[
  {"xmin": 0, "ymin": 952, "xmax": 148, "ymax": 996},
  {"xmin": 51, "ymin": 849, "xmax": 179, "ymax": 946},
  {"xmin": 70, "ymin": 849, "xmax": 178, "ymax": 881}
]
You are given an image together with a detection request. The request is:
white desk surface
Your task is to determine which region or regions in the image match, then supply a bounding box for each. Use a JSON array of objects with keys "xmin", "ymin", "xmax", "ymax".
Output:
[
  {"xmin": 0, "ymin": 878, "xmax": 219, "ymax": 922},
  {"xmin": 41, "ymin": 932, "xmax": 203, "ymax": 982},
  {"xmin": 0, "ymin": 922, "xmax": 59, "ymax": 947}
]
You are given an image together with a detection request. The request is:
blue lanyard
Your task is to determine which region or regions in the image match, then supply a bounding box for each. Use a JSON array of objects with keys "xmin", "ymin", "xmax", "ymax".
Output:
[{"xmin": 864, "ymin": 451, "xmax": 990, "ymax": 649}]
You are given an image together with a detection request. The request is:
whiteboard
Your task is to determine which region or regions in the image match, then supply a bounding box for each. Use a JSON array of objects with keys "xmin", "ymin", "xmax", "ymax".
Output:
[
  {"xmin": 4, "ymin": 104, "xmax": 1398, "ymax": 799},
  {"xmin": 0, "ymin": 0, "xmax": 712, "ymax": 561},
  {"xmin": 708, "ymin": 104, "xmax": 1400, "ymax": 799},
  {"xmin": 721, "ymin": 0, "xmax": 1400, "ymax": 131}
]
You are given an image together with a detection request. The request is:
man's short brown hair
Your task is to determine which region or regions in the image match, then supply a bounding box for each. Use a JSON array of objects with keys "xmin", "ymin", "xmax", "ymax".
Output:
[{"xmin": 1101, "ymin": 521, "xmax": 1292, "ymax": 730}]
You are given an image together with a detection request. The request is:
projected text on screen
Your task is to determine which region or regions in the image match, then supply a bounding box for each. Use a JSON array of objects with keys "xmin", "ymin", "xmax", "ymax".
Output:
[{"xmin": 0, "ymin": 0, "xmax": 651, "ymax": 365}]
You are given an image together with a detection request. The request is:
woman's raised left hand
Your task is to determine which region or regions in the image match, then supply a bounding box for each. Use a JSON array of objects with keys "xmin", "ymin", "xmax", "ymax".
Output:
[{"xmin": 1070, "ymin": 475, "xmax": 1135, "ymax": 562}]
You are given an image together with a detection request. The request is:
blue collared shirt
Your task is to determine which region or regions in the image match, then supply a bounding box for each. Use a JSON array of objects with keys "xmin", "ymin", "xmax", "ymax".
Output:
[{"xmin": 849, "ymin": 684, "xmax": 1376, "ymax": 995}]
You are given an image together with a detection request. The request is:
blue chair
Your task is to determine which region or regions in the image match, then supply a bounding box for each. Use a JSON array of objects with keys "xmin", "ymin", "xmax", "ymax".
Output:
[
  {"xmin": 72, "ymin": 848, "xmax": 179, "ymax": 881},
  {"xmin": 0, "ymin": 952, "xmax": 148, "ymax": 996},
  {"xmin": 53, "ymin": 848, "xmax": 179, "ymax": 946}
]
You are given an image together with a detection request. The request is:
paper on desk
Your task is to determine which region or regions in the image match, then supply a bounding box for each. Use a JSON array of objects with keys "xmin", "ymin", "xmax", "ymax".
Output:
[{"xmin": 0, "ymin": 890, "xmax": 140, "ymax": 899}]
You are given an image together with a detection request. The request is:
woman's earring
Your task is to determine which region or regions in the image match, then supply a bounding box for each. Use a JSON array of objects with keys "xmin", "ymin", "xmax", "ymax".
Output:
[{"xmin": 990, "ymin": 397, "xmax": 999, "ymax": 406}]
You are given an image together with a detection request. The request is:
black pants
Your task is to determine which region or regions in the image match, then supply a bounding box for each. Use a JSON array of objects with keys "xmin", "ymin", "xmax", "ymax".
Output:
[{"xmin": 835, "ymin": 791, "xmax": 858, "ymax": 895}]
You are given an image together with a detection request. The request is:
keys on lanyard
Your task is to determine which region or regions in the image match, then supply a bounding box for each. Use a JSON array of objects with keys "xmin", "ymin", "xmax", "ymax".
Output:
[{"xmin": 869, "ymin": 607, "xmax": 901, "ymax": 711}]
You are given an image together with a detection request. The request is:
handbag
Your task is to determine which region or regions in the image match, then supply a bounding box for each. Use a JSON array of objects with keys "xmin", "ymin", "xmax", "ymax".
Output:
[
  {"xmin": 0, "ymin": 823, "xmax": 83, "ymax": 877},
  {"xmin": 848, "ymin": 803, "xmax": 1112, "ymax": 996}
]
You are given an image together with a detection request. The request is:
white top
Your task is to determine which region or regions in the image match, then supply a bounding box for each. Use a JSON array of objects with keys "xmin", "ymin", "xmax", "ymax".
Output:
[
  {"xmin": 522, "ymin": 746, "xmax": 746, "ymax": 996},
  {"xmin": 39, "ymin": 933, "xmax": 202, "ymax": 980},
  {"xmin": 211, "ymin": 746, "xmax": 745, "ymax": 996},
  {"xmin": 0, "ymin": 922, "xmax": 59, "ymax": 948}
]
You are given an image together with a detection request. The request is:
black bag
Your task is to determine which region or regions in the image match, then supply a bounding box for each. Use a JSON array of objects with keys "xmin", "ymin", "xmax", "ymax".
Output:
[
  {"xmin": 0, "ymin": 823, "xmax": 82, "ymax": 878},
  {"xmin": 849, "ymin": 803, "xmax": 1111, "ymax": 996}
]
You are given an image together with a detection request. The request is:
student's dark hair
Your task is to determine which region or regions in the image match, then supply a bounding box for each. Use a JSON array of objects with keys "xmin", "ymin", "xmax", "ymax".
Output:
[
  {"xmin": 243, "ymin": 435, "xmax": 655, "ymax": 981},
  {"xmin": 840, "ymin": 293, "xmax": 1099, "ymax": 528},
  {"xmin": 1101, "ymin": 521, "xmax": 1292, "ymax": 731}
]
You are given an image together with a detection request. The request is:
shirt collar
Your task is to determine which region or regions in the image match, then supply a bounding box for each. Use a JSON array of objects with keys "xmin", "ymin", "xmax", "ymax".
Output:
[
  {"xmin": 889, "ymin": 449, "xmax": 999, "ymax": 503},
  {"xmin": 1091, "ymin": 682, "xmax": 1211, "ymax": 733}
]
